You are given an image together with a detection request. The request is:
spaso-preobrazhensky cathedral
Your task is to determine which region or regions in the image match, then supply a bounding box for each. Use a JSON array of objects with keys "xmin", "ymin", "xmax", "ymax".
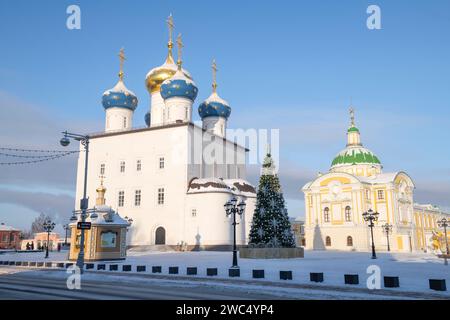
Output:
[{"xmin": 74, "ymin": 15, "xmax": 257, "ymax": 250}]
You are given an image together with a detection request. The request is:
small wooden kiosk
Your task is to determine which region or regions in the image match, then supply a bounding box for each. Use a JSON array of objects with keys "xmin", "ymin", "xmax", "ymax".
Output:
[{"xmin": 69, "ymin": 181, "xmax": 131, "ymax": 261}]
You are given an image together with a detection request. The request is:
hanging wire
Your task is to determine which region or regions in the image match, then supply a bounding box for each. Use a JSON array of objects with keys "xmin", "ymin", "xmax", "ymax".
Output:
[
  {"xmin": 0, "ymin": 147, "xmax": 79, "ymax": 153},
  {"xmin": 0, "ymin": 151, "xmax": 78, "ymax": 158},
  {"xmin": 0, "ymin": 147, "xmax": 80, "ymax": 165}
]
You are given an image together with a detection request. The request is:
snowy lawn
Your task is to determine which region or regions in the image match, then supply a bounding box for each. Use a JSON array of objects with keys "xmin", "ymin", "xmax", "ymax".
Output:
[{"xmin": 1, "ymin": 249, "xmax": 449, "ymax": 296}]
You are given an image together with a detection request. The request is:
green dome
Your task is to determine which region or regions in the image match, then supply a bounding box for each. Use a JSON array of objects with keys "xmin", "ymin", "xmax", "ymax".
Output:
[
  {"xmin": 331, "ymin": 146, "xmax": 381, "ymax": 167},
  {"xmin": 347, "ymin": 126, "xmax": 360, "ymax": 133}
]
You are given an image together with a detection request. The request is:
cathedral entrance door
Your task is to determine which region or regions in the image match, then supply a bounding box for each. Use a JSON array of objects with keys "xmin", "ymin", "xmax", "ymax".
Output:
[{"xmin": 155, "ymin": 227, "xmax": 166, "ymax": 245}]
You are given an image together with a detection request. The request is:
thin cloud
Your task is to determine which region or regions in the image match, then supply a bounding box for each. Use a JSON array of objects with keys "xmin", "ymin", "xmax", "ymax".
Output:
[
  {"xmin": 0, "ymin": 91, "xmax": 97, "ymax": 189},
  {"xmin": 0, "ymin": 188, "xmax": 75, "ymax": 226}
]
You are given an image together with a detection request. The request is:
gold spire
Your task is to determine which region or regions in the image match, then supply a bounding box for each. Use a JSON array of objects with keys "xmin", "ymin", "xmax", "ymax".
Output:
[
  {"xmin": 212, "ymin": 59, "xmax": 218, "ymax": 93},
  {"xmin": 166, "ymin": 14, "xmax": 175, "ymax": 64},
  {"xmin": 118, "ymin": 47, "xmax": 126, "ymax": 81},
  {"xmin": 176, "ymin": 33, "xmax": 183, "ymax": 70},
  {"xmin": 96, "ymin": 175, "xmax": 107, "ymax": 206}
]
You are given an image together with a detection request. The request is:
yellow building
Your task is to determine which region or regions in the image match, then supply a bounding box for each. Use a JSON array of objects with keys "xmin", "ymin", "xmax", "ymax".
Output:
[{"xmin": 302, "ymin": 108, "xmax": 449, "ymax": 253}]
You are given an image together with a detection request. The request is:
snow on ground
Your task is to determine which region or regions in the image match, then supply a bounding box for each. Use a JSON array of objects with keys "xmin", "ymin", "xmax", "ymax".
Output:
[
  {"xmin": 8, "ymin": 268, "xmax": 411, "ymax": 300},
  {"xmin": 1, "ymin": 250, "xmax": 449, "ymax": 297}
]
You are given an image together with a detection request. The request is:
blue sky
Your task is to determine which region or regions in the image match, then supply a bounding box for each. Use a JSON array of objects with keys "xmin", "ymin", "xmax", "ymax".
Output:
[{"xmin": 1, "ymin": 0, "xmax": 450, "ymax": 231}]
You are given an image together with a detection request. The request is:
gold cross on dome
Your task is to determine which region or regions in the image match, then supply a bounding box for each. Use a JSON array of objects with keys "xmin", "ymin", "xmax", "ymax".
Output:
[
  {"xmin": 212, "ymin": 59, "xmax": 218, "ymax": 92},
  {"xmin": 349, "ymin": 107, "xmax": 355, "ymax": 126},
  {"xmin": 118, "ymin": 47, "xmax": 126, "ymax": 80},
  {"xmin": 167, "ymin": 14, "xmax": 174, "ymax": 44},
  {"xmin": 176, "ymin": 33, "xmax": 183, "ymax": 69}
]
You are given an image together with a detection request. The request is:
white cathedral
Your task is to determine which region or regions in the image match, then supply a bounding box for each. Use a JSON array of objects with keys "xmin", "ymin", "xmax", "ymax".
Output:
[{"xmin": 74, "ymin": 16, "xmax": 256, "ymax": 250}]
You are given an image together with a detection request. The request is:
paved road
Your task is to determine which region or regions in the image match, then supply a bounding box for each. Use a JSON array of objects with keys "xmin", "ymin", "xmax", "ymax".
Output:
[
  {"xmin": 0, "ymin": 268, "xmax": 291, "ymax": 300},
  {"xmin": 0, "ymin": 267, "xmax": 443, "ymax": 300}
]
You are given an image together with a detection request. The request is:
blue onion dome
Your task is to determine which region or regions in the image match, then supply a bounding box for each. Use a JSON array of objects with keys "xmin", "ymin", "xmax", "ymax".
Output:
[
  {"xmin": 144, "ymin": 111, "xmax": 151, "ymax": 127},
  {"xmin": 102, "ymin": 79, "xmax": 138, "ymax": 111},
  {"xmin": 160, "ymin": 69, "xmax": 198, "ymax": 102},
  {"xmin": 198, "ymin": 92, "xmax": 231, "ymax": 119}
]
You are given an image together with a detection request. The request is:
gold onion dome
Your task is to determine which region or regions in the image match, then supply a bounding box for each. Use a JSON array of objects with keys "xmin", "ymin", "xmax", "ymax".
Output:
[{"xmin": 145, "ymin": 14, "xmax": 192, "ymax": 94}]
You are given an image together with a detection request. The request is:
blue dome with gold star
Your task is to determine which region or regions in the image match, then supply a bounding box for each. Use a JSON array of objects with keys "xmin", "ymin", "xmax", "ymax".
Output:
[
  {"xmin": 102, "ymin": 80, "xmax": 138, "ymax": 111},
  {"xmin": 160, "ymin": 69, "xmax": 198, "ymax": 102},
  {"xmin": 198, "ymin": 92, "xmax": 231, "ymax": 119}
]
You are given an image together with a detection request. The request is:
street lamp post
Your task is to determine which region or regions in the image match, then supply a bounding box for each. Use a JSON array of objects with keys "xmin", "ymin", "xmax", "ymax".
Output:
[
  {"xmin": 382, "ymin": 223, "xmax": 393, "ymax": 252},
  {"xmin": 43, "ymin": 219, "xmax": 55, "ymax": 259},
  {"xmin": 363, "ymin": 209, "xmax": 379, "ymax": 259},
  {"xmin": 224, "ymin": 197, "xmax": 246, "ymax": 268},
  {"xmin": 63, "ymin": 224, "xmax": 69, "ymax": 246},
  {"xmin": 70, "ymin": 208, "xmax": 97, "ymax": 273},
  {"xmin": 437, "ymin": 217, "xmax": 449, "ymax": 266},
  {"xmin": 60, "ymin": 131, "xmax": 90, "ymax": 272}
]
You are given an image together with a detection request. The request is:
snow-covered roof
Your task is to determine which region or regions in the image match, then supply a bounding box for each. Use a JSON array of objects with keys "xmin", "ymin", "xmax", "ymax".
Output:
[
  {"xmin": 187, "ymin": 178, "xmax": 257, "ymax": 197},
  {"xmin": 224, "ymin": 179, "xmax": 256, "ymax": 197},
  {"xmin": 103, "ymin": 79, "xmax": 136, "ymax": 97},
  {"xmin": 358, "ymin": 172, "xmax": 398, "ymax": 184},
  {"xmin": 331, "ymin": 145, "xmax": 381, "ymax": 168},
  {"xmin": 204, "ymin": 92, "xmax": 229, "ymax": 106},
  {"xmin": 301, "ymin": 181, "xmax": 313, "ymax": 190},
  {"xmin": 187, "ymin": 178, "xmax": 232, "ymax": 194},
  {"xmin": 166, "ymin": 69, "xmax": 196, "ymax": 85},
  {"xmin": 359, "ymin": 171, "xmax": 415, "ymax": 187},
  {"xmin": 69, "ymin": 206, "xmax": 130, "ymax": 227},
  {"xmin": 145, "ymin": 60, "xmax": 191, "ymax": 80},
  {"xmin": 414, "ymin": 203, "xmax": 450, "ymax": 215},
  {"xmin": 304, "ymin": 171, "xmax": 414, "ymax": 190},
  {"xmin": 0, "ymin": 223, "xmax": 20, "ymax": 231}
]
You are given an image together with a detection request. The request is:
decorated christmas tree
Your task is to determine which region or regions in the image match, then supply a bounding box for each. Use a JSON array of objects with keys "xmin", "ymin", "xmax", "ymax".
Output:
[{"xmin": 248, "ymin": 148, "xmax": 296, "ymax": 248}]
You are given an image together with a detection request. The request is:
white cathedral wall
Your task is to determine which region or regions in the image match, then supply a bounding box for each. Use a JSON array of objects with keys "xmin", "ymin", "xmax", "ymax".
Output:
[
  {"xmin": 184, "ymin": 193, "xmax": 256, "ymax": 246},
  {"xmin": 184, "ymin": 192, "xmax": 235, "ymax": 246},
  {"xmin": 202, "ymin": 117, "xmax": 227, "ymax": 138},
  {"xmin": 187, "ymin": 125, "xmax": 247, "ymax": 181},
  {"xmin": 75, "ymin": 125, "xmax": 189, "ymax": 246},
  {"xmin": 74, "ymin": 123, "xmax": 250, "ymax": 247},
  {"xmin": 150, "ymin": 92, "xmax": 165, "ymax": 127}
]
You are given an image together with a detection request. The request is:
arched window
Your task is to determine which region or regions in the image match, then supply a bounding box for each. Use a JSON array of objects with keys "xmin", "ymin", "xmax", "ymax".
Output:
[
  {"xmin": 324, "ymin": 207, "xmax": 330, "ymax": 222},
  {"xmin": 345, "ymin": 206, "xmax": 352, "ymax": 222},
  {"xmin": 325, "ymin": 236, "xmax": 331, "ymax": 247},
  {"xmin": 347, "ymin": 236, "xmax": 353, "ymax": 247}
]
